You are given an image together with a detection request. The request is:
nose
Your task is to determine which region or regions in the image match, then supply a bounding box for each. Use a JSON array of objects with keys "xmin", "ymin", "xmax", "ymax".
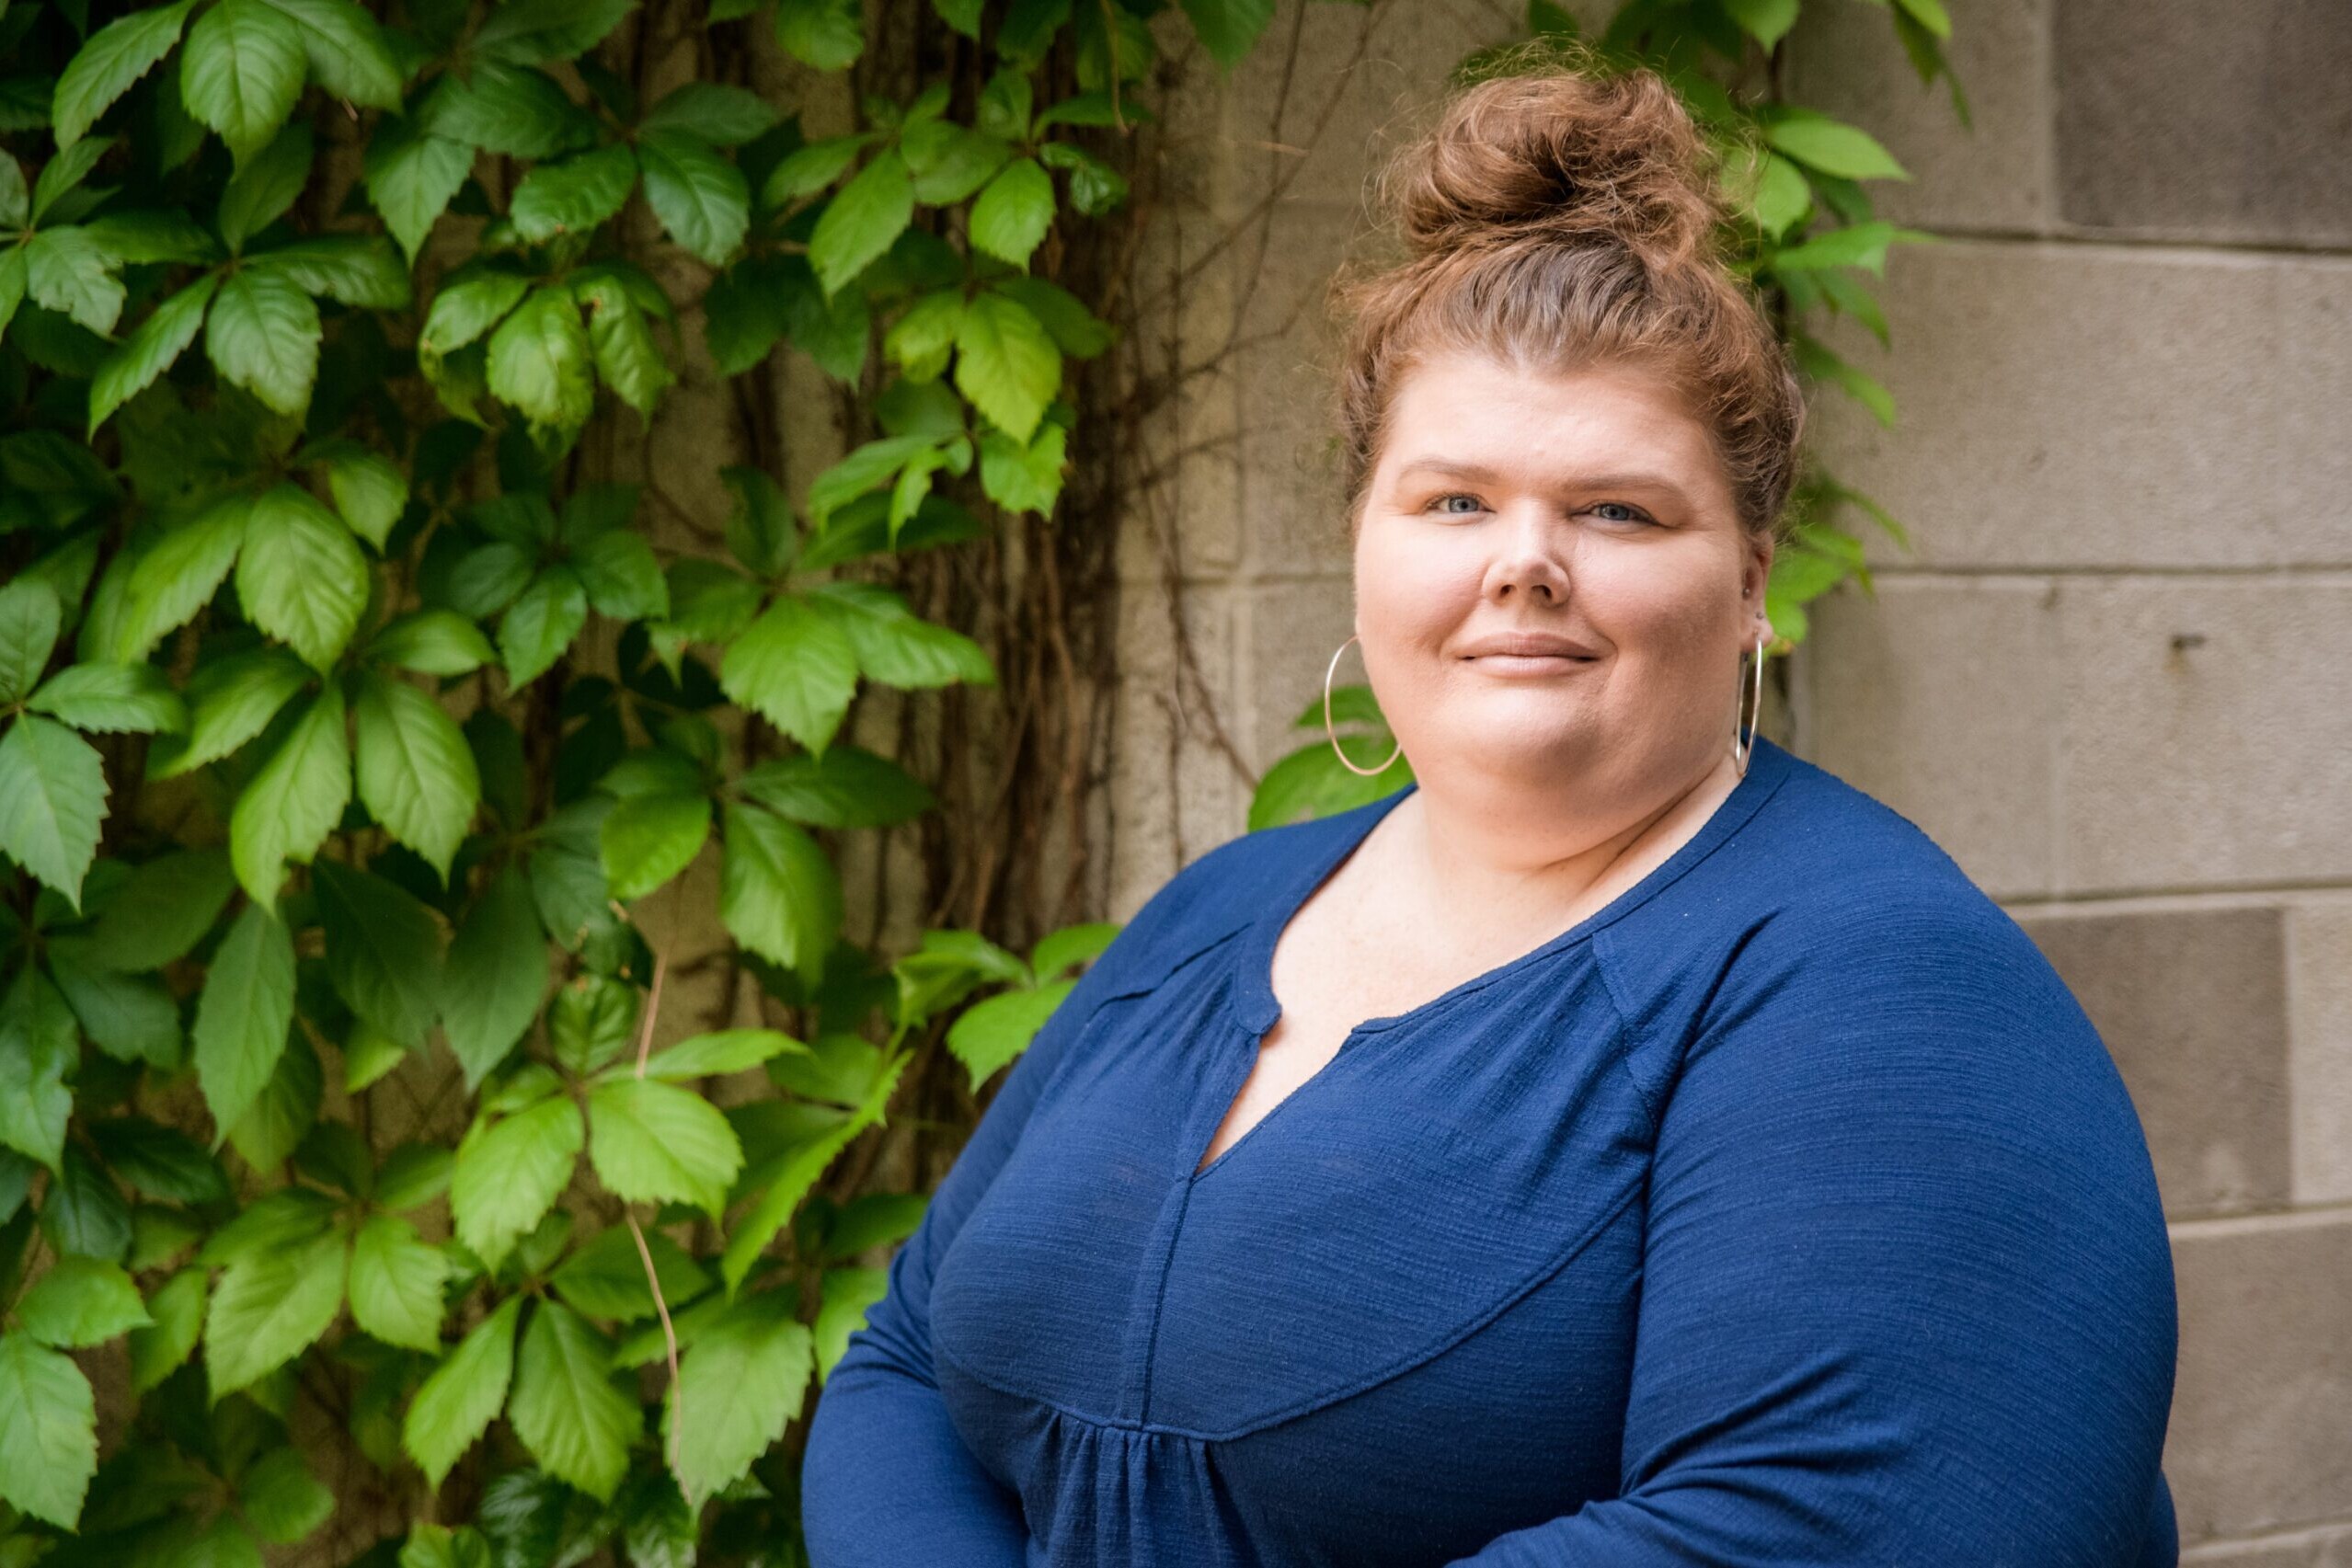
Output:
[{"xmin": 1482, "ymin": 506, "xmax": 1571, "ymax": 606}]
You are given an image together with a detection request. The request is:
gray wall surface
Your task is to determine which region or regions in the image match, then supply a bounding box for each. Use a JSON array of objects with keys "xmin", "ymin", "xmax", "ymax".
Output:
[{"xmin": 1117, "ymin": 1, "xmax": 2352, "ymax": 1555}]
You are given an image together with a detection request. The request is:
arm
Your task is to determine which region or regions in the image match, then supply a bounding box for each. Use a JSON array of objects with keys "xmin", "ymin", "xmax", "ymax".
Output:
[
  {"xmin": 800, "ymin": 865, "xmax": 1210, "ymax": 1565},
  {"xmin": 1452, "ymin": 904, "xmax": 2178, "ymax": 1567}
]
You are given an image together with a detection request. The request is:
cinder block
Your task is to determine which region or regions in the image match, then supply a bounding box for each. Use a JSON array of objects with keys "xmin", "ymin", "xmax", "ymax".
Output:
[
  {"xmin": 1807, "ymin": 241, "xmax": 2352, "ymax": 570},
  {"xmin": 2054, "ymin": 0, "xmax": 2352, "ymax": 247},
  {"xmin": 1233, "ymin": 200, "xmax": 1374, "ymax": 580},
  {"xmin": 2056, "ymin": 579, "xmax": 2352, "ymax": 893},
  {"xmin": 1796, "ymin": 577, "xmax": 2059, "ymax": 898},
  {"xmin": 1111, "ymin": 581, "xmax": 1244, "ymax": 913},
  {"xmin": 2182, "ymin": 1520, "xmax": 2352, "ymax": 1566},
  {"xmin": 1218, "ymin": 0, "xmax": 1529, "ymax": 219},
  {"xmin": 2166, "ymin": 1212, "xmax": 2352, "ymax": 1543},
  {"xmin": 2289, "ymin": 900, "xmax": 2352, "ymax": 1206},
  {"xmin": 2014, "ymin": 906, "xmax": 2292, "ymax": 1219},
  {"xmin": 1237, "ymin": 577, "xmax": 1360, "ymax": 773},
  {"xmin": 1784, "ymin": 0, "xmax": 2054, "ymax": 235}
]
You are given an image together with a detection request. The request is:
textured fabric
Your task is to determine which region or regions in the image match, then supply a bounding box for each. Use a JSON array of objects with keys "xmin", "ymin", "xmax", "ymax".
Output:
[{"xmin": 799, "ymin": 735, "xmax": 2179, "ymax": 1567}]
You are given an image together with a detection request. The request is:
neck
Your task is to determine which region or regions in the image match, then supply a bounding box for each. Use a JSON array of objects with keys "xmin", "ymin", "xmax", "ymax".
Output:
[{"xmin": 1389, "ymin": 743, "xmax": 1745, "ymax": 945}]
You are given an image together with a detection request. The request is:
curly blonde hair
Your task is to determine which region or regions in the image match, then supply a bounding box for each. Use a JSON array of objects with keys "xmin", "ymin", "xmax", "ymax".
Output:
[{"xmin": 1329, "ymin": 42, "xmax": 1806, "ymax": 544}]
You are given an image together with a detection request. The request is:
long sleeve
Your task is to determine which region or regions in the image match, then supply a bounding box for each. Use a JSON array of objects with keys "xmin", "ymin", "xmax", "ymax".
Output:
[
  {"xmin": 1451, "ymin": 896, "xmax": 2179, "ymax": 1567},
  {"xmin": 799, "ymin": 861, "xmax": 1215, "ymax": 1566}
]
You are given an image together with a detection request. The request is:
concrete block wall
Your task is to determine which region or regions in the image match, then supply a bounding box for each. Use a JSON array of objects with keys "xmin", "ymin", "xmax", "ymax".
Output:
[{"xmin": 1118, "ymin": 0, "xmax": 2352, "ymax": 1555}]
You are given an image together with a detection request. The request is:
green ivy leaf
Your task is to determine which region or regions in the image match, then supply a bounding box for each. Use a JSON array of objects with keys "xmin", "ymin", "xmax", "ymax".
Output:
[
  {"xmin": 586, "ymin": 1077, "xmax": 742, "ymax": 1215},
  {"xmin": 238, "ymin": 1445, "xmax": 334, "ymax": 1545},
  {"xmin": 953, "ymin": 291, "xmax": 1060, "ymax": 444},
  {"xmin": 0, "ymin": 970, "xmax": 78, "ymax": 1174},
  {"xmin": 402, "ymin": 1295, "xmax": 520, "ymax": 1491},
  {"xmin": 129, "ymin": 1269, "xmax": 206, "ymax": 1393},
  {"xmin": 637, "ymin": 129, "xmax": 749, "ymax": 267},
  {"xmin": 362, "ymin": 115, "xmax": 474, "ymax": 263},
  {"xmin": 251, "ymin": 234, "xmax": 410, "ymax": 308},
  {"xmin": 255, "ymin": 0, "xmax": 403, "ymax": 110},
  {"xmin": 217, "ymin": 120, "xmax": 311, "ymax": 252},
  {"xmin": 0, "ymin": 1330, "xmax": 98, "ymax": 1528},
  {"xmin": 202, "ymin": 1221, "xmax": 346, "ymax": 1398},
  {"xmin": 191, "ymin": 900, "xmax": 296, "ymax": 1139},
  {"xmin": 0, "ymin": 579, "xmax": 62, "ymax": 704},
  {"xmin": 89, "ymin": 274, "xmax": 219, "ymax": 436},
  {"xmin": 1762, "ymin": 109, "xmax": 1910, "ymax": 182},
  {"xmin": 354, "ymin": 673, "xmax": 480, "ymax": 880},
  {"xmin": 227, "ymin": 681, "xmax": 350, "ymax": 906},
  {"xmin": 551, "ymin": 1225, "xmax": 709, "ymax": 1322},
  {"xmin": 451, "ymin": 1097, "xmax": 582, "ymax": 1269},
  {"xmin": 625, "ymin": 1027, "xmax": 803, "ymax": 1082},
  {"xmin": 17, "ymin": 1257, "xmax": 153, "ymax": 1349},
  {"xmin": 808, "ymin": 148, "xmax": 911, "ymax": 298},
  {"xmin": 774, "ymin": 0, "xmax": 863, "ymax": 70},
  {"xmin": 734, "ymin": 746, "xmax": 935, "ymax": 828},
  {"xmin": 719, "ymin": 801, "xmax": 842, "ymax": 978},
  {"xmin": 206, "ymin": 266, "xmax": 323, "ymax": 417},
  {"xmin": 1179, "ymin": 0, "xmax": 1275, "ymax": 66},
  {"xmin": 977, "ymin": 418, "xmax": 1067, "ymax": 516},
  {"xmin": 968, "ymin": 156, "xmax": 1054, "ymax": 269},
  {"xmin": 52, "ymin": 0, "xmax": 201, "ymax": 150},
  {"xmin": 439, "ymin": 864, "xmax": 547, "ymax": 1089},
  {"xmin": 24, "ymin": 228, "xmax": 126, "ymax": 335},
  {"xmin": 0, "ymin": 716, "xmax": 108, "ymax": 909},
  {"xmin": 311, "ymin": 441, "xmax": 408, "ymax": 550},
  {"xmin": 664, "ymin": 1294, "xmax": 810, "ymax": 1505},
  {"xmin": 639, "ymin": 82, "xmax": 775, "ymax": 144},
  {"xmin": 486, "ymin": 286, "xmax": 594, "ymax": 436},
  {"xmin": 50, "ymin": 947, "xmax": 181, "ymax": 1066},
  {"xmin": 315, "ymin": 859, "xmax": 443, "ymax": 1047},
  {"xmin": 88, "ymin": 847, "xmax": 235, "ymax": 968},
  {"xmin": 598, "ymin": 789, "xmax": 710, "ymax": 903},
  {"xmin": 27, "ymin": 662, "xmax": 185, "ymax": 735},
  {"xmin": 116, "ymin": 497, "xmax": 249, "ymax": 665},
  {"xmin": 717, "ymin": 596, "xmax": 858, "ymax": 757},
  {"xmin": 574, "ymin": 273, "xmax": 673, "ymax": 418},
  {"xmin": 178, "ymin": 0, "xmax": 307, "ymax": 167},
  {"xmin": 474, "ymin": 0, "xmax": 637, "ymax": 63},
  {"xmin": 369, "ymin": 611, "xmax": 494, "ymax": 676},
  {"xmin": 236, "ymin": 483, "xmax": 367, "ymax": 672},
  {"xmin": 945, "ymin": 980, "xmax": 1070, "ymax": 1089},
  {"xmin": 809, "ymin": 581, "xmax": 995, "ymax": 690},
  {"xmin": 509, "ymin": 1299, "xmax": 637, "ymax": 1503},
  {"xmin": 510, "ymin": 143, "xmax": 638, "ymax": 243},
  {"xmin": 499, "ymin": 567, "xmax": 589, "ymax": 688},
  {"xmin": 347, "ymin": 1213, "xmax": 449, "ymax": 1353},
  {"xmin": 148, "ymin": 647, "xmax": 310, "ymax": 780}
]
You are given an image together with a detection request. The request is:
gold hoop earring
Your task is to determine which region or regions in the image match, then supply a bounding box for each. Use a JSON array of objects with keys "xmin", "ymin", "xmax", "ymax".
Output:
[
  {"xmin": 1732, "ymin": 631, "xmax": 1767, "ymax": 777},
  {"xmin": 1325, "ymin": 634, "xmax": 1402, "ymax": 777}
]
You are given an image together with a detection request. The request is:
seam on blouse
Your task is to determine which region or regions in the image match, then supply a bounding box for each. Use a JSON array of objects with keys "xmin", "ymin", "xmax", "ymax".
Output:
[{"xmin": 1591, "ymin": 927, "xmax": 1662, "ymax": 1143}]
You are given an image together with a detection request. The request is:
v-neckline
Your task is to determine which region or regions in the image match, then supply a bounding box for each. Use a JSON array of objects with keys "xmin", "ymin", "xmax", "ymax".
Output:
[{"xmin": 1192, "ymin": 737, "xmax": 1795, "ymax": 1183}]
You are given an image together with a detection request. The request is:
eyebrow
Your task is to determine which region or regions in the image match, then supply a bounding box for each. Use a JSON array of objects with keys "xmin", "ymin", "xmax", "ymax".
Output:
[{"xmin": 1392, "ymin": 458, "xmax": 1694, "ymax": 502}]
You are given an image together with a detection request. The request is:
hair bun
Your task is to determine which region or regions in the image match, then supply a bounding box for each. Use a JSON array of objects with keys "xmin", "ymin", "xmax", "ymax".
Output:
[{"xmin": 1381, "ymin": 54, "xmax": 1725, "ymax": 270}]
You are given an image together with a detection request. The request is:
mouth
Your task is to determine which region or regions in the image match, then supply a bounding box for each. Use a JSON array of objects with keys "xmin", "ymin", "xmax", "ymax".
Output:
[{"xmin": 1461, "ymin": 651, "xmax": 1601, "ymax": 676}]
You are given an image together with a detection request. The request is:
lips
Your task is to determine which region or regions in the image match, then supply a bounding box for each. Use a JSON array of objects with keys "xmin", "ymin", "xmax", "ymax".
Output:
[{"xmin": 1457, "ymin": 632, "xmax": 1602, "ymax": 660}]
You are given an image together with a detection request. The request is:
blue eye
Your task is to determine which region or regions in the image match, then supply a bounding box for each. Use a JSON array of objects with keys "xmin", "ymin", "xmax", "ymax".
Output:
[
  {"xmin": 1589, "ymin": 501, "xmax": 1654, "ymax": 525},
  {"xmin": 1427, "ymin": 493, "xmax": 1483, "ymax": 516}
]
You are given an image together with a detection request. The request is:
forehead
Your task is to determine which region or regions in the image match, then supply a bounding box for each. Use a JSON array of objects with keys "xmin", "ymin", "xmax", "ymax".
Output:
[{"xmin": 1379, "ymin": 349, "xmax": 1720, "ymax": 485}]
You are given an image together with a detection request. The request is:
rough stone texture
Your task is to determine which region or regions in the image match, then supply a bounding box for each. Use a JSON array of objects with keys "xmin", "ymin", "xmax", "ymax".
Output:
[
  {"xmin": 2166, "ymin": 1213, "xmax": 2352, "ymax": 1544},
  {"xmin": 1796, "ymin": 578, "xmax": 2060, "ymax": 898},
  {"xmin": 1805, "ymin": 242, "xmax": 2352, "ymax": 572},
  {"xmin": 2055, "ymin": 578, "xmax": 2352, "ymax": 894},
  {"xmin": 2014, "ymin": 906, "xmax": 2292, "ymax": 1219},
  {"xmin": 2053, "ymin": 0, "xmax": 2352, "ymax": 248},
  {"xmin": 2289, "ymin": 900, "xmax": 2352, "ymax": 1205},
  {"xmin": 1783, "ymin": 0, "xmax": 2055, "ymax": 235}
]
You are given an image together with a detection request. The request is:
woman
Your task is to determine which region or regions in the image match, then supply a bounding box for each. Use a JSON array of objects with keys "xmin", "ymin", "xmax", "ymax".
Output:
[{"xmin": 801, "ymin": 54, "xmax": 2179, "ymax": 1568}]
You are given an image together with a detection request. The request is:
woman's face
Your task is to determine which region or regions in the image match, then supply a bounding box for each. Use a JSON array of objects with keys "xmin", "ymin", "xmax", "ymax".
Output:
[{"xmin": 1352, "ymin": 348, "xmax": 1773, "ymax": 807}]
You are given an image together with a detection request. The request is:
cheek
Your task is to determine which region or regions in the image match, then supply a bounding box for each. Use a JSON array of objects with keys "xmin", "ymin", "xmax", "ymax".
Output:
[
  {"xmin": 1582, "ymin": 549, "xmax": 1738, "ymax": 666},
  {"xmin": 1354, "ymin": 524, "xmax": 1482, "ymax": 646}
]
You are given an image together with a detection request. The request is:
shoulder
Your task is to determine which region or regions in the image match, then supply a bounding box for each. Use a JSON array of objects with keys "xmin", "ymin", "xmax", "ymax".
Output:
[{"xmin": 1076, "ymin": 795, "xmax": 1377, "ymax": 1000}]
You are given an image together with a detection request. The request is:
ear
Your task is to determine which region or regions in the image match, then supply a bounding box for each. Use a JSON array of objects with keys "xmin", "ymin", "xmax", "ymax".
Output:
[{"xmin": 1742, "ymin": 534, "xmax": 1777, "ymax": 641}]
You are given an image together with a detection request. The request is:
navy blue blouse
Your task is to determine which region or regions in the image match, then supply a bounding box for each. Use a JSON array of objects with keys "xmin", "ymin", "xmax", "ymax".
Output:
[{"xmin": 800, "ymin": 735, "xmax": 2179, "ymax": 1566}]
